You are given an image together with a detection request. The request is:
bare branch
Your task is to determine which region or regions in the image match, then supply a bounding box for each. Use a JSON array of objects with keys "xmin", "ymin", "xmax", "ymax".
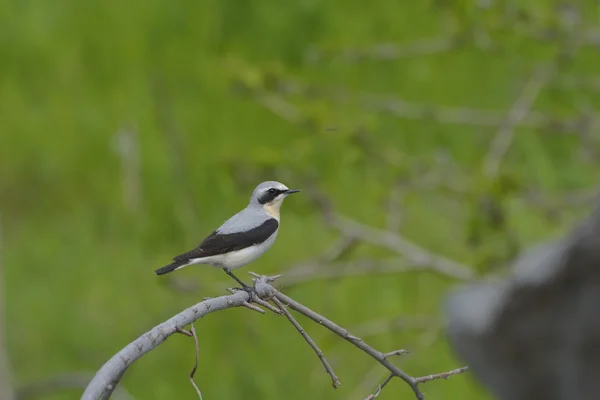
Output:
[
  {"xmin": 351, "ymin": 365, "xmax": 386, "ymax": 400},
  {"xmin": 305, "ymin": 36, "xmax": 459, "ymax": 64},
  {"xmin": 256, "ymin": 75, "xmax": 599, "ymax": 133},
  {"xmin": 330, "ymin": 215, "xmax": 475, "ymax": 281},
  {"xmin": 271, "ymin": 297, "xmax": 341, "ymax": 389},
  {"xmin": 241, "ymin": 301, "xmax": 265, "ymax": 314},
  {"xmin": 383, "ymin": 349, "xmax": 408, "ymax": 358},
  {"xmin": 175, "ymin": 327, "xmax": 193, "ymax": 337},
  {"xmin": 273, "ymin": 289, "xmax": 470, "ymax": 398},
  {"xmin": 84, "ymin": 274, "xmax": 467, "ymax": 400},
  {"xmin": 413, "ymin": 366, "xmax": 470, "ymax": 384},
  {"xmin": 256, "ymin": 94, "xmax": 303, "ymax": 123},
  {"xmin": 249, "ymin": 294, "xmax": 283, "ymax": 315},
  {"xmin": 364, "ymin": 374, "xmax": 394, "ymax": 400},
  {"xmin": 188, "ymin": 324, "xmax": 202, "ymax": 400},
  {"xmin": 484, "ymin": 66, "xmax": 551, "ymax": 178},
  {"xmin": 524, "ymin": 189, "xmax": 599, "ymax": 212},
  {"xmin": 174, "ymin": 326, "xmax": 203, "ymax": 398},
  {"xmin": 82, "ymin": 289, "xmax": 252, "ymax": 400},
  {"xmin": 272, "ymin": 291, "xmax": 424, "ymax": 398},
  {"xmin": 282, "ymin": 258, "xmax": 468, "ymax": 288}
]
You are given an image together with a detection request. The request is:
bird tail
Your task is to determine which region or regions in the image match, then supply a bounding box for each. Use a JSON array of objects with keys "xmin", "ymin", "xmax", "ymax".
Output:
[{"xmin": 155, "ymin": 261, "xmax": 189, "ymax": 275}]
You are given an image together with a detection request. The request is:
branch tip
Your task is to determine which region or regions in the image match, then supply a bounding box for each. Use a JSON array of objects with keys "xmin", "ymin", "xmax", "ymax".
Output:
[
  {"xmin": 242, "ymin": 301, "xmax": 266, "ymax": 314},
  {"xmin": 383, "ymin": 349, "xmax": 408, "ymax": 358},
  {"xmin": 272, "ymin": 297, "xmax": 341, "ymax": 390}
]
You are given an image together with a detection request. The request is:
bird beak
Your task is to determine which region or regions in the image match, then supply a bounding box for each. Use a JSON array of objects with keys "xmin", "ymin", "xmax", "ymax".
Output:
[{"xmin": 285, "ymin": 189, "xmax": 301, "ymax": 195}]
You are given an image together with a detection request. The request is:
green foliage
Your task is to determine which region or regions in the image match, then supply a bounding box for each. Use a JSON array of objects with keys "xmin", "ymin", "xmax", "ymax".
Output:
[{"xmin": 2, "ymin": 1, "xmax": 599, "ymax": 399}]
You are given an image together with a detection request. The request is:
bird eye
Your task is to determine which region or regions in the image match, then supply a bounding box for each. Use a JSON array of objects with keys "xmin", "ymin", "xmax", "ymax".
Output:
[{"xmin": 268, "ymin": 188, "xmax": 278, "ymax": 195}]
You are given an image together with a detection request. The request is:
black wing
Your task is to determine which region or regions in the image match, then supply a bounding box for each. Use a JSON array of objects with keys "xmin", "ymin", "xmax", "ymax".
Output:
[{"xmin": 172, "ymin": 218, "xmax": 279, "ymax": 263}]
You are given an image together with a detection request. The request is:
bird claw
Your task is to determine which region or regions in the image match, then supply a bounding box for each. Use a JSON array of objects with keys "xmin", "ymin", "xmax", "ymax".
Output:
[
  {"xmin": 230, "ymin": 284, "xmax": 257, "ymax": 300},
  {"xmin": 241, "ymin": 284, "xmax": 257, "ymax": 300}
]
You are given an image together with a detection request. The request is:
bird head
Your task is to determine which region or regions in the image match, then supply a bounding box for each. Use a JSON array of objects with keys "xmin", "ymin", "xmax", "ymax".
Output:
[{"xmin": 250, "ymin": 181, "xmax": 300, "ymax": 218}]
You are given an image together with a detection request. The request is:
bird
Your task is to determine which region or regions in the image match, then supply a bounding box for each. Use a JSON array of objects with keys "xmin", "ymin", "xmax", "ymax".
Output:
[{"xmin": 155, "ymin": 181, "xmax": 300, "ymax": 291}]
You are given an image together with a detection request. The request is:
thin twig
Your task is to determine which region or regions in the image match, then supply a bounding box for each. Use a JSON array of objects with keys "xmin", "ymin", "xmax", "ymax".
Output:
[
  {"xmin": 414, "ymin": 366, "xmax": 470, "ymax": 384},
  {"xmin": 282, "ymin": 258, "xmax": 467, "ymax": 288},
  {"xmin": 364, "ymin": 374, "xmax": 394, "ymax": 400},
  {"xmin": 256, "ymin": 94, "xmax": 303, "ymax": 123},
  {"xmin": 306, "ymin": 36, "xmax": 459, "ymax": 64},
  {"xmin": 83, "ymin": 275, "xmax": 468, "ymax": 400},
  {"xmin": 383, "ymin": 349, "xmax": 408, "ymax": 358},
  {"xmin": 188, "ymin": 324, "xmax": 203, "ymax": 400},
  {"xmin": 261, "ymin": 76, "xmax": 595, "ymax": 131},
  {"xmin": 82, "ymin": 289, "xmax": 253, "ymax": 400},
  {"xmin": 250, "ymin": 295, "xmax": 283, "ymax": 315},
  {"xmin": 241, "ymin": 301, "xmax": 266, "ymax": 314},
  {"xmin": 175, "ymin": 327, "xmax": 193, "ymax": 337},
  {"xmin": 273, "ymin": 291, "xmax": 424, "ymax": 399},
  {"xmin": 350, "ymin": 365, "xmax": 384, "ymax": 400},
  {"xmin": 484, "ymin": 66, "xmax": 551, "ymax": 177},
  {"xmin": 271, "ymin": 297, "xmax": 342, "ymax": 389}
]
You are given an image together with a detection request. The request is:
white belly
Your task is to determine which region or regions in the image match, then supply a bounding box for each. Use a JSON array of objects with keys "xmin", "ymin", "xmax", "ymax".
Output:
[{"xmin": 189, "ymin": 231, "xmax": 278, "ymax": 270}]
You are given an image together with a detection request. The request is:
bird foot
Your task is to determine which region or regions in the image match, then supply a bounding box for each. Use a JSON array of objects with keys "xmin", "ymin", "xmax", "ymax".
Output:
[{"xmin": 231, "ymin": 284, "xmax": 257, "ymax": 300}]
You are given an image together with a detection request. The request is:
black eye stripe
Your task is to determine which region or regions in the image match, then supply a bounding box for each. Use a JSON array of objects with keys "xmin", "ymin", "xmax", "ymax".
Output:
[{"xmin": 258, "ymin": 188, "xmax": 285, "ymax": 204}]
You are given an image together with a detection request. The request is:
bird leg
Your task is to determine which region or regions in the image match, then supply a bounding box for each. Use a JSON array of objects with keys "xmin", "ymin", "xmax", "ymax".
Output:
[{"xmin": 223, "ymin": 268, "xmax": 255, "ymax": 297}]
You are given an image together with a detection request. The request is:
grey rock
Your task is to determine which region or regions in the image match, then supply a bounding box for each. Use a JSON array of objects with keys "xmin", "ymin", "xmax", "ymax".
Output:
[{"xmin": 445, "ymin": 193, "xmax": 600, "ymax": 400}]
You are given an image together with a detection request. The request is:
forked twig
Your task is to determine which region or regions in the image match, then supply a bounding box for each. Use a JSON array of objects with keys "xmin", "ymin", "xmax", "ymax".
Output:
[
  {"xmin": 364, "ymin": 374, "xmax": 394, "ymax": 400},
  {"xmin": 271, "ymin": 297, "xmax": 342, "ymax": 388},
  {"xmin": 177, "ymin": 325, "xmax": 203, "ymax": 399}
]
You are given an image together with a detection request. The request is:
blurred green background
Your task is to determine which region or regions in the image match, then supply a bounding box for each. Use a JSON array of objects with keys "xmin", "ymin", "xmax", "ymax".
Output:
[{"xmin": 2, "ymin": 1, "xmax": 600, "ymax": 399}]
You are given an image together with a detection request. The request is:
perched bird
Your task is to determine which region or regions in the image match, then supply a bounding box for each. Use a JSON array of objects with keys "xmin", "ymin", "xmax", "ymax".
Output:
[{"xmin": 155, "ymin": 181, "xmax": 300, "ymax": 290}]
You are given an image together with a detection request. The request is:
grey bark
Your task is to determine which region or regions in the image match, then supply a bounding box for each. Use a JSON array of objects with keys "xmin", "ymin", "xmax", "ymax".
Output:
[{"xmin": 81, "ymin": 290, "xmax": 250, "ymax": 400}]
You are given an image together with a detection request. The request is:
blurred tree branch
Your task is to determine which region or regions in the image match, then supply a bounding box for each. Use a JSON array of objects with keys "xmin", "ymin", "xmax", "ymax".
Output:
[
  {"xmin": 245, "ymin": 75, "xmax": 600, "ymax": 133},
  {"xmin": 304, "ymin": 35, "xmax": 462, "ymax": 64},
  {"xmin": 82, "ymin": 274, "xmax": 467, "ymax": 400},
  {"xmin": 483, "ymin": 65, "xmax": 552, "ymax": 178},
  {"xmin": 111, "ymin": 124, "xmax": 141, "ymax": 214}
]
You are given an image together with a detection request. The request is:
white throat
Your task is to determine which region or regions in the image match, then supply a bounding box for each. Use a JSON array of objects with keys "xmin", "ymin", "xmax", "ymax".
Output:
[{"xmin": 263, "ymin": 197, "xmax": 284, "ymax": 220}]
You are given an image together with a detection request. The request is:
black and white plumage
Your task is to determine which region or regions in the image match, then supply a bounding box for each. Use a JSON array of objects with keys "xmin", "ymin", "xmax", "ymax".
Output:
[{"xmin": 155, "ymin": 181, "xmax": 299, "ymax": 287}]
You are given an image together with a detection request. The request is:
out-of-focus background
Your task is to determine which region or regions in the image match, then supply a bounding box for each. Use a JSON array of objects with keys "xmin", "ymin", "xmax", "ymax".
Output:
[{"xmin": 2, "ymin": 1, "xmax": 600, "ymax": 399}]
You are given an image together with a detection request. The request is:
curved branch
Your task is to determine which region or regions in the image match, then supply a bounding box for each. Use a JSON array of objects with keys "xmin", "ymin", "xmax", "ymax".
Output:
[
  {"xmin": 83, "ymin": 274, "xmax": 468, "ymax": 400},
  {"xmin": 81, "ymin": 290, "xmax": 250, "ymax": 400}
]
